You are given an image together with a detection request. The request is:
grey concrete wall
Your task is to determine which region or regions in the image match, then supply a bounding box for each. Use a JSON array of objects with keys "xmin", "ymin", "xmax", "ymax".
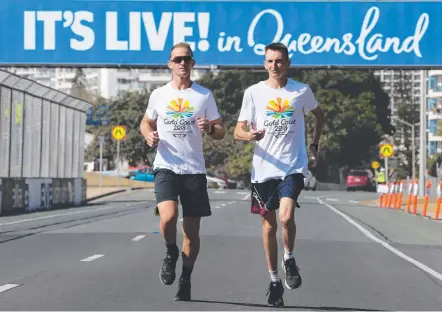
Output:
[{"xmin": 0, "ymin": 178, "xmax": 87, "ymax": 216}]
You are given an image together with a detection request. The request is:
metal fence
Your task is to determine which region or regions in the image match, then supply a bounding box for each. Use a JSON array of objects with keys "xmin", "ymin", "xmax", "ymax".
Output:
[{"xmin": 0, "ymin": 69, "xmax": 92, "ymax": 179}]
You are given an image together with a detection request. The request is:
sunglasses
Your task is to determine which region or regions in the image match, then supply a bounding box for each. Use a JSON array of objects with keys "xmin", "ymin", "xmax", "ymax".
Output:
[{"xmin": 170, "ymin": 56, "xmax": 193, "ymax": 64}]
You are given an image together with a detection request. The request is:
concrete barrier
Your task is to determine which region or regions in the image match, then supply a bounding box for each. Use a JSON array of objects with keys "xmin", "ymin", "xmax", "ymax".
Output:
[
  {"xmin": 0, "ymin": 177, "xmax": 88, "ymax": 216},
  {"xmin": 0, "ymin": 178, "xmax": 29, "ymax": 215}
]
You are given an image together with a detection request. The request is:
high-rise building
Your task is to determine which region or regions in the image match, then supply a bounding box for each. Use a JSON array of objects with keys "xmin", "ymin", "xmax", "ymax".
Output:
[
  {"xmin": 427, "ymin": 70, "xmax": 442, "ymax": 156},
  {"xmin": 373, "ymin": 70, "xmax": 422, "ymax": 124}
]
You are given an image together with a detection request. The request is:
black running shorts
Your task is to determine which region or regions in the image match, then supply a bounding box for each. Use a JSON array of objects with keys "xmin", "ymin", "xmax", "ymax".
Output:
[
  {"xmin": 153, "ymin": 168, "xmax": 212, "ymax": 218},
  {"xmin": 250, "ymin": 173, "xmax": 304, "ymax": 216}
]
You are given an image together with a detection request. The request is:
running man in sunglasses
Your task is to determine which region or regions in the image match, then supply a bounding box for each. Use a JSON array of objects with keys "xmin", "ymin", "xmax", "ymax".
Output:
[
  {"xmin": 140, "ymin": 42, "xmax": 225, "ymax": 301},
  {"xmin": 234, "ymin": 42, "xmax": 325, "ymax": 307}
]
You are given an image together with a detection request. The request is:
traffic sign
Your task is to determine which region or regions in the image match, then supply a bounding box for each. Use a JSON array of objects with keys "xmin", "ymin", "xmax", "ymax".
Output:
[
  {"xmin": 380, "ymin": 143, "xmax": 394, "ymax": 158},
  {"xmin": 371, "ymin": 161, "xmax": 380, "ymax": 169},
  {"xmin": 86, "ymin": 105, "xmax": 110, "ymax": 126},
  {"xmin": 112, "ymin": 126, "xmax": 126, "ymax": 141}
]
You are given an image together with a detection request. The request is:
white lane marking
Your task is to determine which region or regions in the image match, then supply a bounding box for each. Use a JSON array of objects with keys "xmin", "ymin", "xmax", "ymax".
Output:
[
  {"xmin": 317, "ymin": 198, "xmax": 442, "ymax": 283},
  {"xmin": 237, "ymin": 192, "xmax": 248, "ymax": 195},
  {"xmin": 228, "ymin": 202, "xmax": 233, "ymax": 204},
  {"xmin": 348, "ymin": 200, "xmax": 359, "ymax": 204},
  {"xmin": 304, "ymin": 196, "xmax": 315, "ymax": 199},
  {"xmin": 326, "ymin": 198, "xmax": 338, "ymax": 202},
  {"xmin": 215, "ymin": 206, "xmax": 221, "ymax": 209},
  {"xmin": 131, "ymin": 235, "xmax": 146, "ymax": 242},
  {"xmin": 81, "ymin": 254, "xmax": 104, "ymax": 262},
  {"xmin": 214, "ymin": 191, "xmax": 226, "ymax": 194},
  {"xmin": 221, "ymin": 204, "xmax": 227, "ymax": 207},
  {"xmin": 242, "ymin": 193, "xmax": 251, "ymax": 200},
  {"xmin": 0, "ymin": 202, "xmax": 143, "ymax": 227},
  {"xmin": 0, "ymin": 284, "xmax": 20, "ymax": 293}
]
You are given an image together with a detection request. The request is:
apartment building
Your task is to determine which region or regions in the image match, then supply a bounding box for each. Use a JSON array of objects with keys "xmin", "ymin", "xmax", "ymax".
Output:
[
  {"xmin": 373, "ymin": 70, "xmax": 422, "ymax": 122},
  {"xmin": 427, "ymin": 70, "xmax": 442, "ymax": 156}
]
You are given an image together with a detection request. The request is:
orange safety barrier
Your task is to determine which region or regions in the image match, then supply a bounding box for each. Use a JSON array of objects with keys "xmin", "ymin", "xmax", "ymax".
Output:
[
  {"xmin": 388, "ymin": 182, "xmax": 395, "ymax": 208},
  {"xmin": 396, "ymin": 180, "xmax": 405, "ymax": 209},
  {"xmin": 379, "ymin": 192, "xmax": 385, "ymax": 208},
  {"xmin": 412, "ymin": 179, "xmax": 418, "ymax": 214},
  {"xmin": 422, "ymin": 180, "xmax": 431, "ymax": 217},
  {"xmin": 435, "ymin": 181, "xmax": 442, "ymax": 220},
  {"xmin": 378, "ymin": 183, "xmax": 388, "ymax": 208},
  {"xmin": 387, "ymin": 182, "xmax": 392, "ymax": 208},
  {"xmin": 379, "ymin": 183, "xmax": 388, "ymax": 208},
  {"xmin": 406, "ymin": 180, "xmax": 414, "ymax": 213},
  {"xmin": 392, "ymin": 181, "xmax": 398, "ymax": 209}
]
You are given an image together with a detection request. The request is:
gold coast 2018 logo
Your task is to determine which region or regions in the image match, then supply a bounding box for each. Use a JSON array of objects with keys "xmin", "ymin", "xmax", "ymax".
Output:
[
  {"xmin": 166, "ymin": 98, "xmax": 194, "ymax": 118},
  {"xmin": 164, "ymin": 98, "xmax": 196, "ymax": 138},
  {"xmin": 265, "ymin": 98, "xmax": 294, "ymax": 118},
  {"xmin": 264, "ymin": 97, "xmax": 295, "ymax": 138}
]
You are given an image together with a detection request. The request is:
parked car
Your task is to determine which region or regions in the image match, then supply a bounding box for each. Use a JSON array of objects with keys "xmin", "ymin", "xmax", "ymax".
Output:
[
  {"xmin": 206, "ymin": 173, "xmax": 227, "ymax": 189},
  {"xmin": 346, "ymin": 169, "xmax": 376, "ymax": 191},
  {"xmin": 130, "ymin": 167, "xmax": 154, "ymax": 182},
  {"xmin": 304, "ymin": 170, "xmax": 317, "ymax": 190}
]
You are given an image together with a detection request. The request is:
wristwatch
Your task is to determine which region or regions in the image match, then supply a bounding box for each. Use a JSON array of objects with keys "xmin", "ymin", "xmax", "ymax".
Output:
[{"xmin": 208, "ymin": 124, "xmax": 215, "ymax": 135}]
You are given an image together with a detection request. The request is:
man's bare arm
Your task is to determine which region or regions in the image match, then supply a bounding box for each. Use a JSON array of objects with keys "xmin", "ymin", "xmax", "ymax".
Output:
[
  {"xmin": 234, "ymin": 121, "xmax": 251, "ymax": 141},
  {"xmin": 140, "ymin": 115, "xmax": 159, "ymax": 147},
  {"xmin": 234, "ymin": 121, "xmax": 265, "ymax": 141}
]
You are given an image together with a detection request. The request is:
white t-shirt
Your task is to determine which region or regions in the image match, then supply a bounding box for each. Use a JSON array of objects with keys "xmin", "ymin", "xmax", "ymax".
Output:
[
  {"xmin": 238, "ymin": 79, "xmax": 319, "ymax": 183},
  {"xmin": 145, "ymin": 82, "xmax": 221, "ymax": 174}
]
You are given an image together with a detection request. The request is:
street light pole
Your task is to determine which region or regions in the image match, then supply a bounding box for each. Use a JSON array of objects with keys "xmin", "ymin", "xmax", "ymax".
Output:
[
  {"xmin": 392, "ymin": 116, "xmax": 420, "ymax": 180},
  {"xmin": 419, "ymin": 70, "xmax": 428, "ymax": 197},
  {"xmin": 412, "ymin": 124, "xmax": 415, "ymax": 180}
]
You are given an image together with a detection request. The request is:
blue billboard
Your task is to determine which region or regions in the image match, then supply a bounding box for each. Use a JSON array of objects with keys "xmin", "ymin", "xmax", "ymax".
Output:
[{"xmin": 0, "ymin": 1, "xmax": 440, "ymax": 67}]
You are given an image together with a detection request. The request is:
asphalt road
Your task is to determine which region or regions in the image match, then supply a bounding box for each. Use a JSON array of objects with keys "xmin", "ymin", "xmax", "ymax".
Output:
[{"xmin": 0, "ymin": 188, "xmax": 441, "ymax": 311}]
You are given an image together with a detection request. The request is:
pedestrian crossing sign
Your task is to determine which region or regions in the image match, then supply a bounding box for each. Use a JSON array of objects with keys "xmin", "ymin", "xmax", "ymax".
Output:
[
  {"xmin": 380, "ymin": 143, "xmax": 394, "ymax": 158},
  {"xmin": 112, "ymin": 126, "xmax": 126, "ymax": 141}
]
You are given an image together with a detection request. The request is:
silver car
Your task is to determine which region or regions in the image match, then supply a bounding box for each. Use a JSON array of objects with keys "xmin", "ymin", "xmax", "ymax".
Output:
[{"xmin": 304, "ymin": 170, "xmax": 317, "ymax": 191}]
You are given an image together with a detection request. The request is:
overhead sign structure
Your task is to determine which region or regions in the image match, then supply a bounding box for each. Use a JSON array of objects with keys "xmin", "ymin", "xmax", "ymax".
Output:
[
  {"xmin": 380, "ymin": 144, "xmax": 394, "ymax": 158},
  {"xmin": 0, "ymin": 1, "xmax": 440, "ymax": 67},
  {"xmin": 112, "ymin": 126, "xmax": 126, "ymax": 141}
]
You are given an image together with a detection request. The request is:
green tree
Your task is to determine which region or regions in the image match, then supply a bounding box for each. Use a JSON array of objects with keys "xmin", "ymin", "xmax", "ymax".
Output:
[{"xmin": 85, "ymin": 90, "xmax": 155, "ymax": 167}]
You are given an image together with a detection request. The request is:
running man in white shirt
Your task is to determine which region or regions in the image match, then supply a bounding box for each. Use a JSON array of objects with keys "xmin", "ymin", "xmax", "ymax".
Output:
[
  {"xmin": 234, "ymin": 42, "xmax": 325, "ymax": 307},
  {"xmin": 140, "ymin": 42, "xmax": 226, "ymax": 301}
]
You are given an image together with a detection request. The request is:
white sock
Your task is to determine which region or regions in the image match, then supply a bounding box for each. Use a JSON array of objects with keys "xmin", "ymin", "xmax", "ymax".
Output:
[
  {"xmin": 269, "ymin": 270, "xmax": 279, "ymax": 282},
  {"xmin": 284, "ymin": 249, "xmax": 294, "ymax": 261}
]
